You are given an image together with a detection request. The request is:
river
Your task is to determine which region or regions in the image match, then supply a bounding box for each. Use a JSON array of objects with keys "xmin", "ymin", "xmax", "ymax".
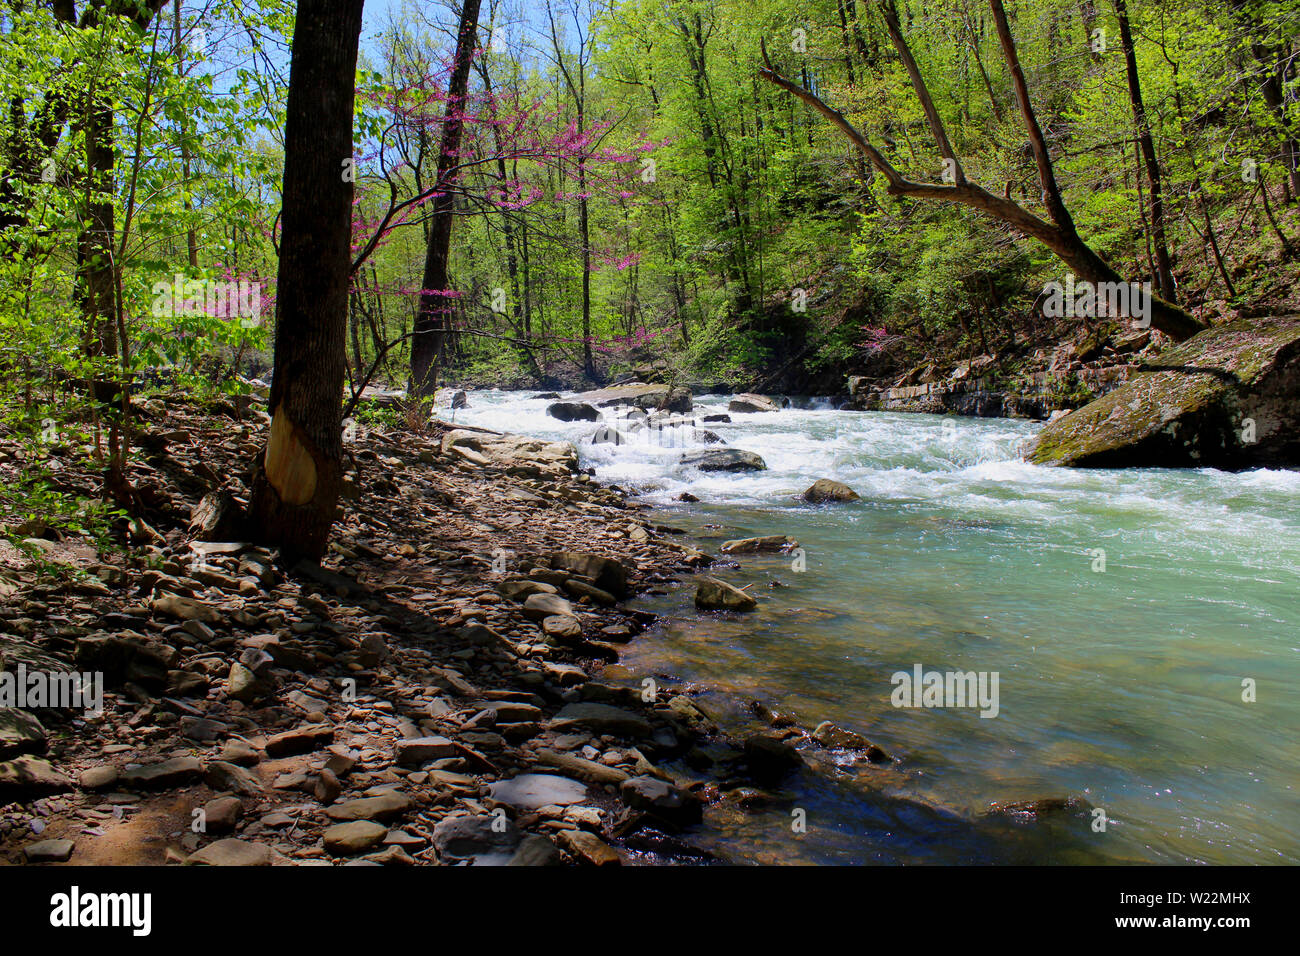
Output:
[{"xmin": 448, "ymin": 389, "xmax": 1300, "ymax": 865}]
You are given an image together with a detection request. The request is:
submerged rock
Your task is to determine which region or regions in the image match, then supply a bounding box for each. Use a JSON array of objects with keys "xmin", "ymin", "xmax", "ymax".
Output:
[
  {"xmin": 802, "ymin": 478, "xmax": 861, "ymax": 503},
  {"xmin": 679, "ymin": 448, "xmax": 766, "ymax": 472},
  {"xmin": 719, "ymin": 534, "xmax": 798, "ymax": 554},
  {"xmin": 1027, "ymin": 316, "xmax": 1300, "ymax": 468},
  {"xmin": 694, "ymin": 576, "xmax": 757, "ymax": 611}
]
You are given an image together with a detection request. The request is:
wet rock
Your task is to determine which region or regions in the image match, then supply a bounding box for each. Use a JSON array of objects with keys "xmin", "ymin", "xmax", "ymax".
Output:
[
  {"xmin": 23, "ymin": 838, "xmax": 75, "ymax": 863},
  {"xmin": 620, "ymin": 775, "xmax": 703, "ymax": 826},
  {"xmin": 702, "ymin": 414, "xmax": 731, "ymax": 423},
  {"xmin": 985, "ymin": 795, "xmax": 1094, "ymax": 822},
  {"xmin": 557, "ymin": 829, "xmax": 621, "ymax": 866},
  {"xmin": 802, "ymin": 478, "xmax": 861, "ymax": 503},
  {"xmin": 812, "ymin": 721, "xmax": 892, "ymax": 762},
  {"xmin": 719, "ymin": 534, "xmax": 798, "ymax": 554},
  {"xmin": 451, "ymin": 390, "xmax": 469, "ymax": 409},
  {"xmin": 679, "ymin": 449, "xmax": 766, "ymax": 472},
  {"xmin": 546, "ymin": 401, "xmax": 601, "ymax": 422},
  {"xmin": 742, "ymin": 734, "xmax": 804, "ymax": 784},
  {"xmin": 694, "ymin": 577, "xmax": 757, "ymax": 611}
]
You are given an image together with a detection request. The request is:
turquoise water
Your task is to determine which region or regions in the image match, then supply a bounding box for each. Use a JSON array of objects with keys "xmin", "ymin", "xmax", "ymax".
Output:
[{"xmin": 451, "ymin": 391, "xmax": 1300, "ymax": 865}]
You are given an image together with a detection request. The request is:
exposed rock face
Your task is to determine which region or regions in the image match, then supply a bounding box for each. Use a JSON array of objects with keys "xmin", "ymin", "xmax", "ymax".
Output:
[
  {"xmin": 679, "ymin": 449, "xmax": 767, "ymax": 472},
  {"xmin": 802, "ymin": 479, "xmax": 861, "ymax": 503},
  {"xmin": 1027, "ymin": 316, "xmax": 1300, "ymax": 469},
  {"xmin": 546, "ymin": 401, "xmax": 601, "ymax": 422},
  {"xmin": 728, "ymin": 393, "xmax": 779, "ymax": 413}
]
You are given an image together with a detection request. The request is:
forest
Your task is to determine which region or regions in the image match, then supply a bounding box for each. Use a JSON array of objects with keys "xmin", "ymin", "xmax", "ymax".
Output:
[{"xmin": 0, "ymin": 0, "xmax": 1297, "ymax": 881}]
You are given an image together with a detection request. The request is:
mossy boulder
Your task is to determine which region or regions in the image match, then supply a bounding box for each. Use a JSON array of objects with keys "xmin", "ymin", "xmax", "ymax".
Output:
[{"xmin": 1026, "ymin": 316, "xmax": 1300, "ymax": 469}]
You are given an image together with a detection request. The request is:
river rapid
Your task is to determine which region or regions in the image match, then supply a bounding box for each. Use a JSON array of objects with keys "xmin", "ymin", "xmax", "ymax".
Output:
[{"xmin": 448, "ymin": 389, "xmax": 1300, "ymax": 865}]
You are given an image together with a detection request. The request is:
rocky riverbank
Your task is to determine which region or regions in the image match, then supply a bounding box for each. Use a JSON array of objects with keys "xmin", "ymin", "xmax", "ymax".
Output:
[{"xmin": 0, "ymin": 390, "xmax": 913, "ymax": 866}]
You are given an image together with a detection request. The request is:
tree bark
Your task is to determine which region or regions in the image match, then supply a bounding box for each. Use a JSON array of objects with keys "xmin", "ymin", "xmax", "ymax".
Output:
[
  {"xmin": 410, "ymin": 0, "xmax": 482, "ymax": 398},
  {"xmin": 245, "ymin": 0, "xmax": 365, "ymax": 564}
]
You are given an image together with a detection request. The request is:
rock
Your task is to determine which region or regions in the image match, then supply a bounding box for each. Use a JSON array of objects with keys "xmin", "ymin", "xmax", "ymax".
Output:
[
  {"xmin": 0, "ymin": 707, "xmax": 47, "ymax": 759},
  {"xmin": 985, "ymin": 795, "xmax": 1094, "ymax": 821},
  {"xmin": 572, "ymin": 382, "xmax": 692, "ymax": 414},
  {"xmin": 313, "ymin": 768, "xmax": 342, "ymax": 803},
  {"xmin": 79, "ymin": 765, "xmax": 119, "ymax": 790},
  {"xmin": 719, "ymin": 534, "xmax": 798, "ymax": 554},
  {"xmin": 679, "ymin": 448, "xmax": 767, "ymax": 472},
  {"xmin": 120, "ymin": 756, "xmax": 204, "ymax": 790},
  {"xmin": 550, "ymin": 552, "xmax": 629, "ymax": 599},
  {"xmin": 441, "ymin": 430, "xmax": 580, "ymax": 473},
  {"xmin": 507, "ymin": 834, "xmax": 564, "ymax": 866},
  {"xmin": 557, "ymin": 829, "xmax": 621, "ymax": 866},
  {"xmin": 522, "ymin": 592, "xmax": 575, "ymax": 621},
  {"xmin": 533, "ymin": 749, "xmax": 630, "ymax": 786},
  {"xmin": 620, "ymin": 775, "xmax": 703, "ymax": 825},
  {"xmin": 549, "ymin": 702, "xmax": 653, "ymax": 737},
  {"xmin": 432, "ymin": 814, "xmax": 521, "ymax": 865},
  {"xmin": 226, "ymin": 662, "xmax": 264, "ymax": 703},
  {"xmin": 1027, "ymin": 316, "xmax": 1300, "ymax": 468},
  {"xmin": 264, "ymin": 724, "xmax": 333, "ymax": 758},
  {"xmin": 546, "ymin": 401, "xmax": 601, "ymax": 422},
  {"xmin": 677, "ymin": 491, "xmax": 700, "ymax": 502},
  {"xmin": 201, "ymin": 796, "xmax": 243, "ymax": 834},
  {"xmin": 694, "ymin": 577, "xmax": 757, "ymax": 611},
  {"xmin": 497, "ymin": 579, "xmax": 557, "ymax": 602},
  {"xmin": 702, "ymin": 413, "xmax": 731, "ymax": 423},
  {"xmin": 324, "ymin": 820, "xmax": 389, "ymax": 856},
  {"xmin": 802, "ymin": 478, "xmax": 861, "ymax": 503},
  {"xmin": 564, "ymin": 579, "xmax": 616, "ymax": 606},
  {"xmin": 489, "ymin": 773, "xmax": 588, "ymax": 810},
  {"xmin": 451, "ymin": 390, "xmax": 469, "ymax": 409},
  {"xmin": 187, "ymin": 838, "xmax": 274, "ymax": 866},
  {"xmin": 23, "ymin": 838, "xmax": 75, "ymax": 863},
  {"xmin": 395, "ymin": 736, "xmax": 458, "ymax": 766},
  {"xmin": 742, "ymin": 734, "xmax": 804, "ymax": 784},
  {"xmin": 728, "ymin": 393, "xmax": 779, "ymax": 413},
  {"xmin": 151, "ymin": 595, "xmax": 221, "ymax": 624},
  {"xmin": 325, "ymin": 792, "xmax": 413, "ymax": 823},
  {"xmin": 205, "ymin": 761, "xmax": 263, "ymax": 796},
  {"xmin": 541, "ymin": 615, "xmax": 582, "ymax": 640}
]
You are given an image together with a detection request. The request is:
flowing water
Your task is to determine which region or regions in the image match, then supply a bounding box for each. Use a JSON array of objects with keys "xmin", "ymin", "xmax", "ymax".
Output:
[{"xmin": 449, "ymin": 390, "xmax": 1300, "ymax": 865}]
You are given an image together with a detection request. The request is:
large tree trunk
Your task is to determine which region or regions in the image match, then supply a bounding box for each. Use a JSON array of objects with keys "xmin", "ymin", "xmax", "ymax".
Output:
[
  {"xmin": 245, "ymin": 0, "xmax": 364, "ymax": 564},
  {"xmin": 410, "ymin": 0, "xmax": 482, "ymax": 398}
]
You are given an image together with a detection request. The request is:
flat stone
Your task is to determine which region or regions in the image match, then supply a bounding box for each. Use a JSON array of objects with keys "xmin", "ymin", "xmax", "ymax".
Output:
[
  {"xmin": 152, "ymin": 595, "xmax": 221, "ymax": 623},
  {"xmin": 23, "ymin": 838, "xmax": 75, "ymax": 863},
  {"xmin": 488, "ymin": 773, "xmax": 588, "ymax": 811},
  {"xmin": 557, "ymin": 829, "xmax": 621, "ymax": 866},
  {"xmin": 119, "ymin": 756, "xmax": 203, "ymax": 790},
  {"xmin": 395, "ymin": 736, "xmax": 458, "ymax": 766},
  {"xmin": 186, "ymin": 838, "xmax": 274, "ymax": 866},
  {"xmin": 323, "ymin": 820, "xmax": 389, "ymax": 856},
  {"xmin": 523, "ymin": 593, "xmax": 575, "ymax": 621},
  {"xmin": 324, "ymin": 792, "xmax": 413, "ymax": 823},
  {"xmin": 431, "ymin": 813, "xmax": 520, "ymax": 865},
  {"xmin": 79, "ymin": 765, "xmax": 119, "ymax": 790},
  {"xmin": 204, "ymin": 760, "xmax": 263, "ymax": 796}
]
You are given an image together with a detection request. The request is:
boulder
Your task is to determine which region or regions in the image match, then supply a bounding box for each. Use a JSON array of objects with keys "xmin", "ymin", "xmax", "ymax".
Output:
[
  {"xmin": 546, "ymin": 401, "xmax": 601, "ymax": 422},
  {"xmin": 719, "ymin": 535, "xmax": 798, "ymax": 554},
  {"xmin": 0, "ymin": 756, "xmax": 73, "ymax": 799},
  {"xmin": 1027, "ymin": 316, "xmax": 1300, "ymax": 468},
  {"xmin": 572, "ymin": 382, "xmax": 693, "ymax": 414},
  {"xmin": 442, "ymin": 430, "xmax": 579, "ymax": 473},
  {"xmin": 694, "ymin": 577, "xmax": 757, "ymax": 611},
  {"xmin": 729, "ymin": 393, "xmax": 779, "ymax": 413},
  {"xmin": 802, "ymin": 478, "xmax": 861, "ymax": 503},
  {"xmin": 550, "ymin": 552, "xmax": 629, "ymax": 599},
  {"xmin": 451, "ymin": 390, "xmax": 469, "ymax": 409},
  {"xmin": 679, "ymin": 449, "xmax": 766, "ymax": 472},
  {"xmin": 0, "ymin": 708, "xmax": 47, "ymax": 759}
]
